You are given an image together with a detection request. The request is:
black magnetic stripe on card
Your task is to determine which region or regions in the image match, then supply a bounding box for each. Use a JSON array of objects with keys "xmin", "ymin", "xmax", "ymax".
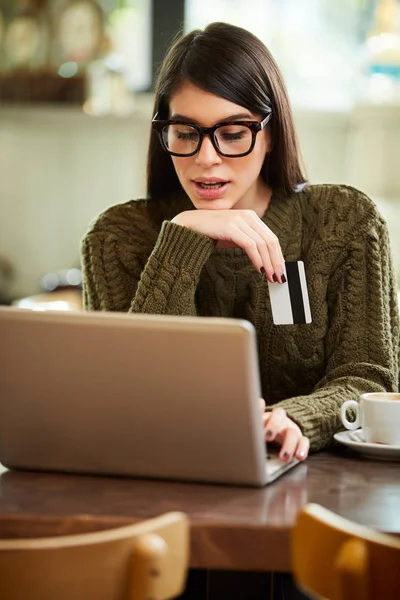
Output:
[{"xmin": 285, "ymin": 262, "xmax": 306, "ymax": 324}]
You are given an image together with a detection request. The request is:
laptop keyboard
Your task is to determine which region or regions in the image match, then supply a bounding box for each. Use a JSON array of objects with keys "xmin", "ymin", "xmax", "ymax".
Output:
[{"xmin": 265, "ymin": 453, "xmax": 299, "ymax": 479}]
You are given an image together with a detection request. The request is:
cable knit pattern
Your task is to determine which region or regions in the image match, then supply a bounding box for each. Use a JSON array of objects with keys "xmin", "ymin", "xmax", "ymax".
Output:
[{"xmin": 81, "ymin": 185, "xmax": 400, "ymax": 451}]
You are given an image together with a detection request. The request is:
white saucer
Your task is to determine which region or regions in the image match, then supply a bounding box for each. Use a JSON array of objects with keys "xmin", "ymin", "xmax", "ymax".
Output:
[{"xmin": 334, "ymin": 429, "xmax": 400, "ymax": 462}]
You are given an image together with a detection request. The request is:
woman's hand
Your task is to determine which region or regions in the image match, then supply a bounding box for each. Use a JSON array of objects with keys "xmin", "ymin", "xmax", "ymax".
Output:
[
  {"xmin": 171, "ymin": 209, "xmax": 285, "ymax": 283},
  {"xmin": 259, "ymin": 399, "xmax": 309, "ymax": 462}
]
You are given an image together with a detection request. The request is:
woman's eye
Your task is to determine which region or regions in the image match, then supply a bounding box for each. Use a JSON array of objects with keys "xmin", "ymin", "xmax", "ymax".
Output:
[
  {"xmin": 221, "ymin": 132, "xmax": 246, "ymax": 142},
  {"xmin": 177, "ymin": 131, "xmax": 197, "ymax": 140},
  {"xmin": 174, "ymin": 127, "xmax": 197, "ymax": 141},
  {"xmin": 217, "ymin": 127, "xmax": 249, "ymax": 143}
]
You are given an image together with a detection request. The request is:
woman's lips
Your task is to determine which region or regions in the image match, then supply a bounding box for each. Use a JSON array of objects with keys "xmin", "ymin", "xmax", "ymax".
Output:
[{"xmin": 191, "ymin": 180, "xmax": 230, "ymax": 200}]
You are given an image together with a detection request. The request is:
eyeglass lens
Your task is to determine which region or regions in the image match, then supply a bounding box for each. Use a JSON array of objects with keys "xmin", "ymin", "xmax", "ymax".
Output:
[{"xmin": 161, "ymin": 123, "xmax": 254, "ymax": 156}]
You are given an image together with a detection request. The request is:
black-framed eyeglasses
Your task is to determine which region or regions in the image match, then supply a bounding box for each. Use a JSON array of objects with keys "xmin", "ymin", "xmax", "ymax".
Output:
[{"xmin": 151, "ymin": 111, "xmax": 272, "ymax": 158}]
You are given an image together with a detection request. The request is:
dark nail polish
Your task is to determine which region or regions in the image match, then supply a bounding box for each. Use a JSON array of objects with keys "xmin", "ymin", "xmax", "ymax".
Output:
[
  {"xmin": 272, "ymin": 273, "xmax": 278, "ymax": 282},
  {"xmin": 266, "ymin": 430, "xmax": 273, "ymax": 438},
  {"xmin": 281, "ymin": 274, "xmax": 287, "ymax": 283},
  {"xmin": 283, "ymin": 451, "xmax": 290, "ymax": 459},
  {"xmin": 260, "ymin": 266, "xmax": 265, "ymax": 275}
]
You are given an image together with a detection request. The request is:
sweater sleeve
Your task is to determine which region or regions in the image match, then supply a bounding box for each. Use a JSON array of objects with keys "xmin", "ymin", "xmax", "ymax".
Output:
[
  {"xmin": 268, "ymin": 209, "xmax": 400, "ymax": 452},
  {"xmin": 81, "ymin": 204, "xmax": 215, "ymax": 316}
]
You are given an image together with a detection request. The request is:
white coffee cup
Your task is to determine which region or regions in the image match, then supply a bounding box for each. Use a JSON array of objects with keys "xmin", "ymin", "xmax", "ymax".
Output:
[{"xmin": 341, "ymin": 392, "xmax": 400, "ymax": 446}]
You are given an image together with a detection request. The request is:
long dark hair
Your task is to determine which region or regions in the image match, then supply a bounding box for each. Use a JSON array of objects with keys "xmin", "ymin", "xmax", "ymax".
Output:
[{"xmin": 147, "ymin": 22, "xmax": 306, "ymax": 200}]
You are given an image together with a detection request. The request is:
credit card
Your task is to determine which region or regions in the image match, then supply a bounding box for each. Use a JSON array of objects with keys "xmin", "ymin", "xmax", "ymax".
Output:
[{"xmin": 268, "ymin": 261, "xmax": 312, "ymax": 325}]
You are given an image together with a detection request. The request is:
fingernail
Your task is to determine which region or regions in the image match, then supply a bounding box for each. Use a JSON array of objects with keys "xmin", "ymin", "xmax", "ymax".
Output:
[
  {"xmin": 266, "ymin": 430, "xmax": 273, "ymax": 438},
  {"xmin": 298, "ymin": 451, "xmax": 306, "ymax": 459},
  {"xmin": 283, "ymin": 451, "xmax": 290, "ymax": 460},
  {"xmin": 281, "ymin": 274, "xmax": 286, "ymax": 283},
  {"xmin": 260, "ymin": 266, "xmax": 265, "ymax": 276},
  {"xmin": 272, "ymin": 273, "xmax": 278, "ymax": 282}
]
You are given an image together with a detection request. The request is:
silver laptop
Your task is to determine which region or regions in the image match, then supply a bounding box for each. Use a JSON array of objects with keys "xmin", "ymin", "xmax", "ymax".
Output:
[{"xmin": 0, "ymin": 307, "xmax": 299, "ymax": 487}]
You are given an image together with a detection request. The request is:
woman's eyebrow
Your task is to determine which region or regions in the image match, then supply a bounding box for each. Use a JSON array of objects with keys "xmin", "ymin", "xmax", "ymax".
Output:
[{"xmin": 169, "ymin": 112, "xmax": 253, "ymax": 123}]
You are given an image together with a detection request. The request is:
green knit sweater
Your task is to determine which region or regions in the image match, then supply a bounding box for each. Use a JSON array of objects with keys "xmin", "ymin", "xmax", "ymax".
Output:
[{"xmin": 81, "ymin": 184, "xmax": 400, "ymax": 451}]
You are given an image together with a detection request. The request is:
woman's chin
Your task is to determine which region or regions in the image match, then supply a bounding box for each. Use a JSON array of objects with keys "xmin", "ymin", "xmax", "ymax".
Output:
[{"xmin": 189, "ymin": 196, "xmax": 236, "ymax": 211}]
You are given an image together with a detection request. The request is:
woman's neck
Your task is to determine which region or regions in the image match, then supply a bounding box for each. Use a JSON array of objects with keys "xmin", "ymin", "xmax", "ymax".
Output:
[{"xmin": 234, "ymin": 178, "xmax": 272, "ymax": 219}]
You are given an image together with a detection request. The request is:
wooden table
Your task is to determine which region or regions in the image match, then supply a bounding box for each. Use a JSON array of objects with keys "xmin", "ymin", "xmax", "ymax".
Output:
[{"xmin": 0, "ymin": 449, "xmax": 399, "ymax": 572}]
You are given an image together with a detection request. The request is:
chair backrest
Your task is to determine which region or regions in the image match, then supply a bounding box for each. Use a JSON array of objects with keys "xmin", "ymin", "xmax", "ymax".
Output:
[
  {"xmin": 0, "ymin": 511, "xmax": 189, "ymax": 600},
  {"xmin": 292, "ymin": 503, "xmax": 400, "ymax": 600}
]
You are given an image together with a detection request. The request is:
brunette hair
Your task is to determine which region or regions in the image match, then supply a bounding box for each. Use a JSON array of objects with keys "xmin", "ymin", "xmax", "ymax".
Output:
[{"xmin": 147, "ymin": 22, "xmax": 306, "ymax": 199}]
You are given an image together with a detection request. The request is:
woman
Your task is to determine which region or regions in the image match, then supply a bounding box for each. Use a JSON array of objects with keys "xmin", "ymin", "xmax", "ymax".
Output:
[{"xmin": 81, "ymin": 22, "xmax": 399, "ymax": 464}]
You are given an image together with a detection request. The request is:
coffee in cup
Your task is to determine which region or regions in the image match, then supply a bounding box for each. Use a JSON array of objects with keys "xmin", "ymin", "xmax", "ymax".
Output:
[{"xmin": 340, "ymin": 392, "xmax": 400, "ymax": 446}]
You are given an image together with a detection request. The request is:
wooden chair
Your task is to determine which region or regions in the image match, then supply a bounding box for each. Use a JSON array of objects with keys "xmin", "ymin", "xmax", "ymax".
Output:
[
  {"xmin": 0, "ymin": 511, "xmax": 189, "ymax": 600},
  {"xmin": 292, "ymin": 503, "xmax": 400, "ymax": 600}
]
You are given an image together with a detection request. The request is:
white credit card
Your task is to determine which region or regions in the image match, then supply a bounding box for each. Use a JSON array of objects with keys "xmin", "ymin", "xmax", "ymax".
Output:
[{"xmin": 268, "ymin": 261, "xmax": 312, "ymax": 325}]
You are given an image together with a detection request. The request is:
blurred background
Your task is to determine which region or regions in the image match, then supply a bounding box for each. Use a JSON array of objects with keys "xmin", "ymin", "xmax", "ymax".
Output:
[{"xmin": 1, "ymin": 0, "xmax": 400, "ymax": 307}]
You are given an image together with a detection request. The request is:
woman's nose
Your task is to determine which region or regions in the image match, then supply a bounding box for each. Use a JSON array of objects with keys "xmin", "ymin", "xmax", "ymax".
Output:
[{"xmin": 195, "ymin": 135, "xmax": 222, "ymax": 168}]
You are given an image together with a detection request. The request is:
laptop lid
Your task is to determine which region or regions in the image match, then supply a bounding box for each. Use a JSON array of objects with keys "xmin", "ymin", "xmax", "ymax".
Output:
[{"xmin": 0, "ymin": 307, "xmax": 296, "ymax": 486}]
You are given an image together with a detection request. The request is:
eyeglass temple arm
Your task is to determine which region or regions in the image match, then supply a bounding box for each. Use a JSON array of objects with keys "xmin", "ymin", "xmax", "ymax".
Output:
[{"xmin": 260, "ymin": 112, "xmax": 272, "ymax": 129}]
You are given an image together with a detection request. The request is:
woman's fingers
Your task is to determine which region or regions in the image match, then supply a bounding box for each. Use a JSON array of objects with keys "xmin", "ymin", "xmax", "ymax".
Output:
[
  {"xmin": 280, "ymin": 431, "xmax": 310, "ymax": 462},
  {"xmin": 263, "ymin": 407, "xmax": 287, "ymax": 440},
  {"xmin": 237, "ymin": 222, "xmax": 275, "ymax": 282},
  {"xmin": 226, "ymin": 212, "xmax": 285, "ymax": 283},
  {"xmin": 262, "ymin": 407, "xmax": 310, "ymax": 462},
  {"xmin": 246, "ymin": 213, "xmax": 286, "ymax": 283},
  {"xmin": 239, "ymin": 220, "xmax": 284, "ymax": 284},
  {"xmin": 295, "ymin": 435, "xmax": 310, "ymax": 461},
  {"xmin": 278, "ymin": 426, "xmax": 300, "ymax": 462},
  {"xmin": 227, "ymin": 226, "xmax": 270, "ymax": 278}
]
